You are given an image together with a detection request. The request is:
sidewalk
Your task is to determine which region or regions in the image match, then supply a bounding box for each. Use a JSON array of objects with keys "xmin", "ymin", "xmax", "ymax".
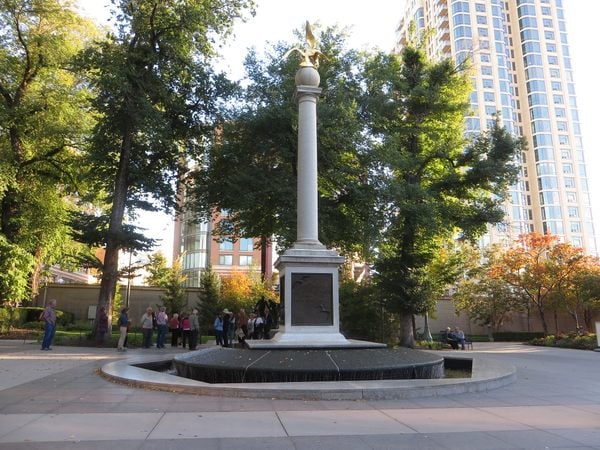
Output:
[{"xmin": 0, "ymin": 340, "xmax": 598, "ymax": 449}]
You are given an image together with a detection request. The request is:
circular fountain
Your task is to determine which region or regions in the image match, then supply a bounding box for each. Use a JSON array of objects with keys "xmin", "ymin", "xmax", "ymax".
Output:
[{"xmin": 172, "ymin": 346, "xmax": 444, "ymax": 384}]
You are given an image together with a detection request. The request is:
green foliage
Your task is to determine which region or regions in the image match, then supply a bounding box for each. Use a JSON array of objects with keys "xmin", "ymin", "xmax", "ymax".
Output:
[
  {"xmin": 76, "ymin": 0, "xmax": 255, "ymax": 315},
  {"xmin": 339, "ymin": 279, "xmax": 396, "ymax": 344},
  {"xmin": 529, "ymin": 333, "xmax": 597, "ymax": 350},
  {"xmin": 0, "ymin": 0, "xmax": 100, "ymax": 299},
  {"xmin": 366, "ymin": 46, "xmax": 521, "ymax": 346},
  {"xmin": 144, "ymin": 252, "xmax": 171, "ymax": 287},
  {"xmin": 190, "ymin": 26, "xmax": 379, "ymax": 257},
  {"xmin": 0, "ymin": 236, "xmax": 34, "ymax": 305},
  {"xmin": 454, "ymin": 245, "xmax": 527, "ymax": 331},
  {"xmin": 0, "ymin": 306, "xmax": 73, "ymax": 331},
  {"xmin": 158, "ymin": 258, "xmax": 188, "ymax": 316},
  {"xmin": 197, "ymin": 265, "xmax": 221, "ymax": 331}
]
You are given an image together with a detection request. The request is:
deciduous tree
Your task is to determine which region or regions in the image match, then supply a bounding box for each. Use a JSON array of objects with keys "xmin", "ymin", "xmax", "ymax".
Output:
[
  {"xmin": 489, "ymin": 232, "xmax": 589, "ymax": 334},
  {"xmin": 366, "ymin": 45, "xmax": 521, "ymax": 347},
  {"xmin": 78, "ymin": 0, "xmax": 255, "ymax": 320},
  {"xmin": 0, "ymin": 0, "xmax": 98, "ymax": 303}
]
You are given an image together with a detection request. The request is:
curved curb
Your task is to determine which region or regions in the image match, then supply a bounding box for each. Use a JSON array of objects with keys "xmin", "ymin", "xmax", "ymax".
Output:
[{"xmin": 100, "ymin": 351, "xmax": 516, "ymax": 400}]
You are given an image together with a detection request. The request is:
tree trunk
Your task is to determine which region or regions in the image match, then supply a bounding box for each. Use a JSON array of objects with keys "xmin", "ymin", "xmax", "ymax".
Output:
[
  {"xmin": 96, "ymin": 130, "xmax": 133, "ymax": 335},
  {"xmin": 398, "ymin": 312, "xmax": 415, "ymax": 348},
  {"xmin": 537, "ymin": 301, "xmax": 549, "ymax": 335}
]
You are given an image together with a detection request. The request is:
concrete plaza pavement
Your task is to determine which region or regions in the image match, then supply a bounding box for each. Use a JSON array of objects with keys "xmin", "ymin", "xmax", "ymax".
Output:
[{"xmin": 0, "ymin": 340, "xmax": 598, "ymax": 449}]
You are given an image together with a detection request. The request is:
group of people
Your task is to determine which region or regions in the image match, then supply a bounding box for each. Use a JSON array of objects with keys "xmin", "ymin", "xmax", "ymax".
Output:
[
  {"xmin": 443, "ymin": 326, "xmax": 467, "ymax": 350},
  {"xmin": 138, "ymin": 306, "xmax": 201, "ymax": 350},
  {"xmin": 213, "ymin": 306, "xmax": 275, "ymax": 347}
]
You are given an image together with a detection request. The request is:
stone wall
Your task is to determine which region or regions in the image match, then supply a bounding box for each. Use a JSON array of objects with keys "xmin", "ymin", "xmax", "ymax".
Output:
[
  {"xmin": 415, "ymin": 297, "xmax": 599, "ymax": 336},
  {"xmin": 34, "ymin": 284, "xmax": 202, "ymax": 322}
]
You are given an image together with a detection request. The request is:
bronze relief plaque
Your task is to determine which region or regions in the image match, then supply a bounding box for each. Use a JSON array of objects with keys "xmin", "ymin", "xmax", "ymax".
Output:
[{"xmin": 291, "ymin": 273, "xmax": 333, "ymax": 326}]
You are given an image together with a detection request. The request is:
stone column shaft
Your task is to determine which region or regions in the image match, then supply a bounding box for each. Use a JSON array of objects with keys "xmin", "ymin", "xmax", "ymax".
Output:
[{"xmin": 296, "ymin": 89, "xmax": 320, "ymax": 245}]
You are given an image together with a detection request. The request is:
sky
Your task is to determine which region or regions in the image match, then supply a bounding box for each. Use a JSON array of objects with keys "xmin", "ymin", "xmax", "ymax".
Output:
[{"xmin": 77, "ymin": 0, "xmax": 600, "ymax": 260}]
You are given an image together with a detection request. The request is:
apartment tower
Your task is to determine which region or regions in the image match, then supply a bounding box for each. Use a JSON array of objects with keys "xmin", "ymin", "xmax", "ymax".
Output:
[{"xmin": 396, "ymin": 0, "xmax": 597, "ymax": 254}]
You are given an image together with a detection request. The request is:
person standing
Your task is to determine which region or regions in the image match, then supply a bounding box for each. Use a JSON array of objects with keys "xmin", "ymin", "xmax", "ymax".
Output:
[
  {"xmin": 222, "ymin": 309, "xmax": 233, "ymax": 347},
  {"xmin": 169, "ymin": 313, "xmax": 180, "ymax": 347},
  {"xmin": 41, "ymin": 299, "xmax": 57, "ymax": 351},
  {"xmin": 213, "ymin": 314, "xmax": 223, "ymax": 346},
  {"xmin": 155, "ymin": 307, "xmax": 168, "ymax": 349},
  {"xmin": 140, "ymin": 307, "xmax": 154, "ymax": 348},
  {"xmin": 237, "ymin": 308, "xmax": 248, "ymax": 341},
  {"xmin": 263, "ymin": 307, "xmax": 273, "ymax": 340},
  {"xmin": 96, "ymin": 306, "xmax": 109, "ymax": 347},
  {"xmin": 180, "ymin": 313, "xmax": 191, "ymax": 348},
  {"xmin": 117, "ymin": 307, "xmax": 129, "ymax": 351},
  {"xmin": 189, "ymin": 309, "xmax": 200, "ymax": 350}
]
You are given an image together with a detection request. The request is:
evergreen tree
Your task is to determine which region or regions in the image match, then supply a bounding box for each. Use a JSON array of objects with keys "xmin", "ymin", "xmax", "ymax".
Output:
[{"xmin": 196, "ymin": 265, "xmax": 221, "ymax": 333}]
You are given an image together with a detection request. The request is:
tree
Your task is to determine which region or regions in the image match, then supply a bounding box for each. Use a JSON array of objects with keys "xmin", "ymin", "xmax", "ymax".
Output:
[
  {"xmin": 78, "ymin": 0, "xmax": 255, "ymax": 321},
  {"xmin": 197, "ymin": 265, "xmax": 221, "ymax": 333},
  {"xmin": 190, "ymin": 26, "xmax": 380, "ymax": 258},
  {"xmin": 489, "ymin": 232, "xmax": 589, "ymax": 334},
  {"xmin": 454, "ymin": 245, "xmax": 526, "ymax": 335},
  {"xmin": 548, "ymin": 251, "xmax": 600, "ymax": 334},
  {"xmin": 157, "ymin": 258, "xmax": 187, "ymax": 316},
  {"xmin": 0, "ymin": 0, "xmax": 98, "ymax": 303},
  {"xmin": 365, "ymin": 45, "xmax": 522, "ymax": 347},
  {"xmin": 144, "ymin": 252, "xmax": 170, "ymax": 287},
  {"xmin": 220, "ymin": 270, "xmax": 253, "ymax": 312}
]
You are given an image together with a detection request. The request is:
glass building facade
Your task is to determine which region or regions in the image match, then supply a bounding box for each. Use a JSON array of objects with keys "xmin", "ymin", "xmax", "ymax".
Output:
[{"xmin": 396, "ymin": 0, "xmax": 597, "ymax": 254}]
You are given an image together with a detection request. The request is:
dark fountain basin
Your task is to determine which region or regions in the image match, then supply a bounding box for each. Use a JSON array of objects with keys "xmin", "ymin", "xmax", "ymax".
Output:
[{"xmin": 166, "ymin": 347, "xmax": 444, "ymax": 384}]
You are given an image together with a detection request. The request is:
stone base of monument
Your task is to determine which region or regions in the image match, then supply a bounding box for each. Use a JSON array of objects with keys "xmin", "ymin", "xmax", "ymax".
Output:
[
  {"xmin": 245, "ymin": 328, "xmax": 386, "ymax": 349},
  {"xmin": 172, "ymin": 346, "xmax": 444, "ymax": 384}
]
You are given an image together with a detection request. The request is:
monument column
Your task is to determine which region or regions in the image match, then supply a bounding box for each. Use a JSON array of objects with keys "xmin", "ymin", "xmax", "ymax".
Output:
[
  {"xmin": 295, "ymin": 67, "xmax": 322, "ymax": 247},
  {"xmin": 246, "ymin": 22, "xmax": 383, "ymax": 349}
]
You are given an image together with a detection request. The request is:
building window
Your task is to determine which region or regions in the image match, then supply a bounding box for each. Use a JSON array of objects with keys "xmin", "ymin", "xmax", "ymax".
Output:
[
  {"xmin": 558, "ymin": 135, "xmax": 569, "ymax": 145},
  {"xmin": 564, "ymin": 177, "xmax": 575, "ymax": 188},
  {"xmin": 476, "ymin": 15, "xmax": 487, "ymax": 25},
  {"xmin": 566, "ymin": 192, "xmax": 577, "ymax": 203},
  {"xmin": 481, "ymin": 66, "xmax": 493, "ymax": 75},
  {"xmin": 484, "ymin": 92, "xmax": 495, "ymax": 102},
  {"xmin": 570, "ymin": 222, "xmax": 581, "ymax": 233},
  {"xmin": 555, "ymin": 108, "xmax": 566, "ymax": 118},
  {"xmin": 548, "ymin": 55, "xmax": 559, "ymax": 65},
  {"xmin": 219, "ymin": 239, "xmax": 234, "ymax": 251},
  {"xmin": 239, "ymin": 255, "xmax": 253, "ymax": 266},
  {"xmin": 562, "ymin": 163, "xmax": 573, "ymax": 173},
  {"xmin": 475, "ymin": 3, "xmax": 486, "ymax": 12},
  {"xmin": 549, "ymin": 68, "xmax": 560, "ymax": 78},
  {"xmin": 544, "ymin": 30, "xmax": 555, "ymax": 40},
  {"xmin": 482, "ymin": 78, "xmax": 493, "ymax": 88},
  {"xmin": 543, "ymin": 18, "xmax": 553, "ymax": 28},
  {"xmin": 553, "ymin": 95, "xmax": 564, "ymax": 104},
  {"xmin": 551, "ymin": 81, "xmax": 561, "ymax": 91},
  {"xmin": 541, "ymin": 6, "xmax": 551, "ymax": 15},
  {"xmin": 219, "ymin": 255, "xmax": 233, "ymax": 266},
  {"xmin": 568, "ymin": 207, "xmax": 579, "ymax": 218},
  {"xmin": 556, "ymin": 121, "xmax": 567, "ymax": 132},
  {"xmin": 239, "ymin": 238, "xmax": 253, "ymax": 252}
]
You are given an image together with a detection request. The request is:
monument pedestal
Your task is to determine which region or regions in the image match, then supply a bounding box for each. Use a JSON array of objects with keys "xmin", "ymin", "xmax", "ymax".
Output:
[{"xmin": 245, "ymin": 244, "xmax": 385, "ymax": 349}]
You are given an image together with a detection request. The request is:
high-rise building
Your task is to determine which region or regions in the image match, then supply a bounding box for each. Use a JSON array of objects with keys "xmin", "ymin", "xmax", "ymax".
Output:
[
  {"xmin": 172, "ymin": 209, "xmax": 270, "ymax": 287},
  {"xmin": 396, "ymin": 0, "xmax": 597, "ymax": 254}
]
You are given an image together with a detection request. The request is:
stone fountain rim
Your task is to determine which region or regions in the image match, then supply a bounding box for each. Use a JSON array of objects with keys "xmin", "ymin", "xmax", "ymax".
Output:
[{"xmin": 100, "ymin": 350, "xmax": 516, "ymax": 400}]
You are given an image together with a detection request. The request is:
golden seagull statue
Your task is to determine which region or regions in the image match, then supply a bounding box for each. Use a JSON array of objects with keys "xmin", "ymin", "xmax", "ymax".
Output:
[{"xmin": 284, "ymin": 21, "xmax": 324, "ymax": 67}]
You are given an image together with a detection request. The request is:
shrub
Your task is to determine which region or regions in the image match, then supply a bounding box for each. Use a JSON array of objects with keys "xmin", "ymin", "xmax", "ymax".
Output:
[
  {"xmin": 493, "ymin": 331, "xmax": 545, "ymax": 341},
  {"xmin": 529, "ymin": 333, "xmax": 597, "ymax": 350}
]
